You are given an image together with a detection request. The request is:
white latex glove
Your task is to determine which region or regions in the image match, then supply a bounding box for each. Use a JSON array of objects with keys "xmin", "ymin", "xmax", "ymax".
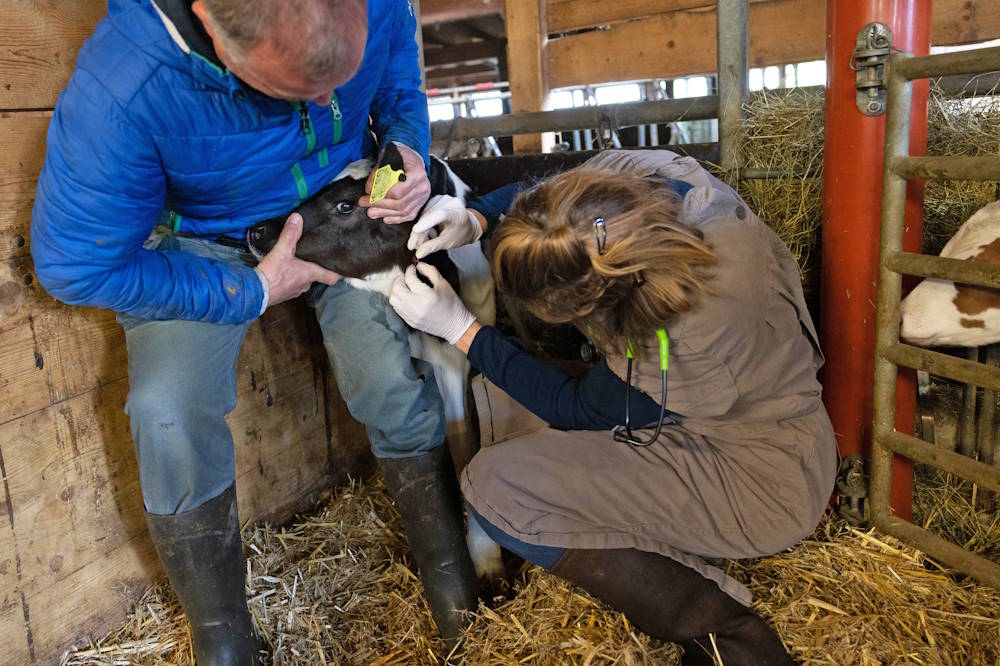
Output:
[
  {"xmin": 407, "ymin": 194, "xmax": 484, "ymax": 259},
  {"xmin": 389, "ymin": 263, "xmax": 477, "ymax": 344}
]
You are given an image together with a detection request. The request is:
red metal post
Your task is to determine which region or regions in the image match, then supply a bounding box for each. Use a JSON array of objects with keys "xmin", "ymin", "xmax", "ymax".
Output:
[{"xmin": 822, "ymin": 0, "xmax": 930, "ymax": 520}]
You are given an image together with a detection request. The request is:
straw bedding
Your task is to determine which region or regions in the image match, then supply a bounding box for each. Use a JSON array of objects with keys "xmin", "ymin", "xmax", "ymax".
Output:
[{"xmin": 62, "ymin": 476, "xmax": 999, "ymax": 665}]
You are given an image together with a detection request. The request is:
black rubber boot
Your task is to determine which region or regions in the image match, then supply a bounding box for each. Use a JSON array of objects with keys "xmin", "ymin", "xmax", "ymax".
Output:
[
  {"xmin": 146, "ymin": 485, "xmax": 267, "ymax": 665},
  {"xmin": 380, "ymin": 446, "xmax": 479, "ymax": 646},
  {"xmin": 550, "ymin": 548, "xmax": 796, "ymax": 666}
]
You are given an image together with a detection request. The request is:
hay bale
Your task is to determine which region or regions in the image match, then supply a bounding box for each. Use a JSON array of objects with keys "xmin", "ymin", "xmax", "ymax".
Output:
[
  {"xmin": 722, "ymin": 82, "xmax": 1000, "ymax": 272},
  {"xmin": 924, "ymin": 79, "xmax": 1000, "ymax": 255},
  {"xmin": 63, "ymin": 476, "xmax": 1000, "ymax": 665},
  {"xmin": 729, "ymin": 88, "xmax": 825, "ymax": 276}
]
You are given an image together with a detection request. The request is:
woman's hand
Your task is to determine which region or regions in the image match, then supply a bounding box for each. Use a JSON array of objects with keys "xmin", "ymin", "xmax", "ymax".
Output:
[
  {"xmin": 407, "ymin": 195, "xmax": 487, "ymax": 259},
  {"xmin": 360, "ymin": 143, "xmax": 431, "ymax": 224},
  {"xmin": 388, "ymin": 263, "xmax": 477, "ymax": 345}
]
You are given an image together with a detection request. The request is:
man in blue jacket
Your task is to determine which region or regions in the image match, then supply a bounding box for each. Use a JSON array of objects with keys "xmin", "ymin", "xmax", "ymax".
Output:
[{"xmin": 31, "ymin": 0, "xmax": 478, "ymax": 661}]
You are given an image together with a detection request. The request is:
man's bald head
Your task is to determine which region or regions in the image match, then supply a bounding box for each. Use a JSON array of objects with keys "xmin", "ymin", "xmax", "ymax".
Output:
[{"xmin": 192, "ymin": 0, "xmax": 367, "ymax": 105}]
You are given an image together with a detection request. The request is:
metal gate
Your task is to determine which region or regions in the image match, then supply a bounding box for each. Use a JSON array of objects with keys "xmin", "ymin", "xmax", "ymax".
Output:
[{"xmin": 873, "ymin": 44, "xmax": 1000, "ymax": 589}]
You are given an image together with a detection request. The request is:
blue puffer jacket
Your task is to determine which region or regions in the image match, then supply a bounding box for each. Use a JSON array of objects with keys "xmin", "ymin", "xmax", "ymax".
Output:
[{"xmin": 31, "ymin": 0, "xmax": 429, "ymax": 324}]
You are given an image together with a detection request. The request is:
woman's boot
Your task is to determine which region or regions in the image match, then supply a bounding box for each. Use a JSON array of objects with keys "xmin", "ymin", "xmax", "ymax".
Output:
[{"xmin": 550, "ymin": 547, "xmax": 795, "ymax": 665}]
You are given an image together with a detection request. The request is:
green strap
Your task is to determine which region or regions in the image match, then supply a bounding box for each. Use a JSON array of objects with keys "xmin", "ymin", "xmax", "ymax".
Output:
[
  {"xmin": 318, "ymin": 148, "xmax": 329, "ymax": 168},
  {"xmin": 168, "ymin": 210, "xmax": 182, "ymax": 233},
  {"xmin": 290, "ymin": 163, "xmax": 308, "ymax": 205}
]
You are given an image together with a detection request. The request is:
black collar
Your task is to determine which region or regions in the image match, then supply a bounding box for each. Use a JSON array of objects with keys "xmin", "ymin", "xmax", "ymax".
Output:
[{"xmin": 150, "ymin": 0, "xmax": 225, "ymax": 69}]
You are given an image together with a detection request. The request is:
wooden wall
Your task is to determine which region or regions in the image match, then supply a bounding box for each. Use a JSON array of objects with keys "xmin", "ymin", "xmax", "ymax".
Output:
[
  {"xmin": 0, "ymin": 3, "xmax": 371, "ymax": 664},
  {"xmin": 505, "ymin": 0, "xmax": 1000, "ymax": 151}
]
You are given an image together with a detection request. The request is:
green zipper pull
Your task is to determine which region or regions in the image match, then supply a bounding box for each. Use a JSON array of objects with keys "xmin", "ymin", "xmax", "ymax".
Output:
[
  {"xmin": 329, "ymin": 92, "xmax": 342, "ymax": 144},
  {"xmin": 297, "ymin": 102, "xmax": 316, "ymax": 155}
]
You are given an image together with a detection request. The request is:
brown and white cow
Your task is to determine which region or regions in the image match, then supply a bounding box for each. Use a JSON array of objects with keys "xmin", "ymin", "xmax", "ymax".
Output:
[{"xmin": 901, "ymin": 200, "xmax": 1000, "ymax": 347}]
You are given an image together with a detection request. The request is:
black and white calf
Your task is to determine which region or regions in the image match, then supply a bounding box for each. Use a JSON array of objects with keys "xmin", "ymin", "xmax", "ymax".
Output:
[{"xmin": 246, "ymin": 157, "xmax": 503, "ymax": 578}]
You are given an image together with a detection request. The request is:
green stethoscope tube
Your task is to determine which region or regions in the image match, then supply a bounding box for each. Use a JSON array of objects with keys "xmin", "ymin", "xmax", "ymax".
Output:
[{"xmin": 613, "ymin": 328, "xmax": 670, "ymax": 447}]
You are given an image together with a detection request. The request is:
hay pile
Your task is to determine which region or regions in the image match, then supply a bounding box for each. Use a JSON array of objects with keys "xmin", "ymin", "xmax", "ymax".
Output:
[
  {"xmin": 725, "ymin": 81, "xmax": 1000, "ymax": 273},
  {"xmin": 63, "ymin": 476, "xmax": 1000, "ymax": 665},
  {"xmin": 729, "ymin": 88, "xmax": 826, "ymax": 276},
  {"xmin": 924, "ymin": 80, "xmax": 1000, "ymax": 254}
]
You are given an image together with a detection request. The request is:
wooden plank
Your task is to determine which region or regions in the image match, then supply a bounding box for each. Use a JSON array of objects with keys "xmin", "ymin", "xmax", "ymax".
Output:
[
  {"xmin": 547, "ymin": 0, "xmax": 1000, "ymax": 89},
  {"xmin": 0, "ymin": 348, "xmax": 358, "ymax": 663},
  {"xmin": 0, "ymin": 1, "xmax": 106, "ymax": 110},
  {"xmin": 0, "ymin": 253, "xmax": 129, "ymax": 425},
  {"xmin": 506, "ymin": 0, "xmax": 549, "ymax": 153},
  {"xmin": 421, "ymin": 0, "xmax": 504, "ymax": 24},
  {"xmin": 0, "ymin": 112, "xmax": 50, "ymax": 262},
  {"xmin": 548, "ymin": 0, "xmax": 713, "ymax": 33},
  {"xmin": 0, "ymin": 511, "xmax": 31, "ymax": 665},
  {"xmin": 424, "ymin": 39, "xmax": 506, "ymax": 67},
  {"xmin": 23, "ymin": 531, "xmax": 159, "ymax": 663},
  {"xmin": 0, "ymin": 257, "xmax": 53, "ymax": 425}
]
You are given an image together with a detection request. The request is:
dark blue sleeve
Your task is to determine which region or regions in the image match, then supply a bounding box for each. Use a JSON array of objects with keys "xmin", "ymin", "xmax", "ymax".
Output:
[
  {"xmin": 468, "ymin": 181, "xmax": 529, "ymax": 235},
  {"xmin": 467, "ymin": 326, "xmax": 665, "ymax": 430}
]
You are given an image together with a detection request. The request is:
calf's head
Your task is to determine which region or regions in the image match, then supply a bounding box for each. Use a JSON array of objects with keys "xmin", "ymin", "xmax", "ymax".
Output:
[{"xmin": 246, "ymin": 159, "xmax": 414, "ymax": 279}]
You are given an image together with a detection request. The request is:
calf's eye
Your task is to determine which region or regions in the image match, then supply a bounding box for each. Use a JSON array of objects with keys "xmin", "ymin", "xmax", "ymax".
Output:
[{"xmin": 336, "ymin": 201, "xmax": 354, "ymax": 214}]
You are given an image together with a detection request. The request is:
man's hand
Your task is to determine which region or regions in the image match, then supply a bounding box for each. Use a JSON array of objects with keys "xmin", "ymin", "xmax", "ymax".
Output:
[
  {"xmin": 359, "ymin": 143, "xmax": 431, "ymax": 224},
  {"xmin": 256, "ymin": 213, "xmax": 341, "ymax": 308},
  {"xmin": 388, "ymin": 263, "xmax": 477, "ymax": 345},
  {"xmin": 407, "ymin": 195, "xmax": 486, "ymax": 259}
]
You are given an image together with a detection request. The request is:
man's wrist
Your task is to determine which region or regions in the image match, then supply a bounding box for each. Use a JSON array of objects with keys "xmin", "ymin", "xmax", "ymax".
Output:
[{"xmin": 254, "ymin": 267, "xmax": 270, "ymax": 316}]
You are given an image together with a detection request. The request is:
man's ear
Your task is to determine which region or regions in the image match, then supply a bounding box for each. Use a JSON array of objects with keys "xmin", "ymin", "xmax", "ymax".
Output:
[{"xmin": 190, "ymin": 1, "xmax": 216, "ymax": 40}]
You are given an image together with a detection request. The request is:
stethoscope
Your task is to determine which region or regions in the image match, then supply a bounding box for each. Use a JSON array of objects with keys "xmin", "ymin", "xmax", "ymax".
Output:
[
  {"xmin": 593, "ymin": 215, "xmax": 672, "ymax": 447},
  {"xmin": 612, "ymin": 328, "xmax": 670, "ymax": 447}
]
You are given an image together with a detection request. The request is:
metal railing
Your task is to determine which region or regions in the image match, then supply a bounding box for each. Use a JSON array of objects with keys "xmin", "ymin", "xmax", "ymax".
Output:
[{"xmin": 872, "ymin": 45, "xmax": 1000, "ymax": 590}]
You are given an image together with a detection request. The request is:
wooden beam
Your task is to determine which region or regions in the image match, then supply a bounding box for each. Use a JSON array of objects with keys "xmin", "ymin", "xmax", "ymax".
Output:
[
  {"xmin": 0, "ymin": 112, "xmax": 48, "ymax": 262},
  {"xmin": 547, "ymin": 0, "xmax": 714, "ymax": 33},
  {"xmin": 548, "ymin": 0, "xmax": 1000, "ymax": 90},
  {"xmin": 0, "ymin": 1, "xmax": 106, "ymax": 110},
  {"xmin": 424, "ymin": 39, "xmax": 506, "ymax": 67},
  {"xmin": 420, "ymin": 0, "xmax": 504, "ymax": 24},
  {"xmin": 506, "ymin": 0, "xmax": 549, "ymax": 152}
]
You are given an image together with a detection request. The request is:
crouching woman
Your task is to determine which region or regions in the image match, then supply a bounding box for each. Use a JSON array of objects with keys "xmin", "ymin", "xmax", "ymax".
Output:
[{"xmin": 389, "ymin": 150, "xmax": 837, "ymax": 665}]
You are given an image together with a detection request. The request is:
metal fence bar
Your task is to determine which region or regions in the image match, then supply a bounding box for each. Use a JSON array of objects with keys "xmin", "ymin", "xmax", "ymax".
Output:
[
  {"xmin": 891, "ymin": 155, "xmax": 1000, "ymax": 181},
  {"xmin": 430, "ymin": 96, "xmax": 719, "ymax": 142},
  {"xmin": 959, "ymin": 347, "xmax": 980, "ymax": 458},
  {"xmin": 716, "ymin": 0, "xmax": 749, "ymax": 172},
  {"xmin": 874, "ymin": 515, "xmax": 1000, "ymax": 590},
  {"xmin": 895, "ymin": 45, "xmax": 1000, "ymax": 81},
  {"xmin": 887, "ymin": 252, "xmax": 1000, "ymax": 290},
  {"xmin": 872, "ymin": 49, "xmax": 1000, "ymax": 591},
  {"xmin": 882, "ymin": 431, "xmax": 1000, "ymax": 492},
  {"xmin": 884, "ymin": 343, "xmax": 1000, "ymax": 391},
  {"xmin": 870, "ymin": 54, "xmax": 914, "ymax": 529},
  {"xmin": 430, "ymin": 71, "xmax": 1000, "ymax": 147}
]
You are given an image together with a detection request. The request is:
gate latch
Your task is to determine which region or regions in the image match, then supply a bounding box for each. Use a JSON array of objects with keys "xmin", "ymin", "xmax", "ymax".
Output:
[
  {"xmin": 850, "ymin": 22, "xmax": 893, "ymax": 116},
  {"xmin": 836, "ymin": 454, "xmax": 870, "ymax": 525}
]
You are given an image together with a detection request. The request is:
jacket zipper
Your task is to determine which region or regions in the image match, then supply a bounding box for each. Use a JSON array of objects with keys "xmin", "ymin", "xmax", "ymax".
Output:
[
  {"xmin": 329, "ymin": 92, "xmax": 342, "ymax": 144},
  {"xmin": 297, "ymin": 101, "xmax": 316, "ymax": 155}
]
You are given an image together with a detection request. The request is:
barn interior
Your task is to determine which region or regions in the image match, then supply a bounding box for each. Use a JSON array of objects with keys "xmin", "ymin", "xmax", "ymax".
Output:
[{"xmin": 1, "ymin": 1, "xmax": 1000, "ymax": 664}]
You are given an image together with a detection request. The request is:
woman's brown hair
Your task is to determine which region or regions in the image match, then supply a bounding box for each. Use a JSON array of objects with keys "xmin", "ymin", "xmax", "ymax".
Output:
[{"xmin": 490, "ymin": 167, "xmax": 717, "ymax": 355}]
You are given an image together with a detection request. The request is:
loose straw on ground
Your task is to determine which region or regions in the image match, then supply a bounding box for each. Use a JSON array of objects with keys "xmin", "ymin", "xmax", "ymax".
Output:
[{"xmin": 63, "ymin": 476, "xmax": 1000, "ymax": 665}]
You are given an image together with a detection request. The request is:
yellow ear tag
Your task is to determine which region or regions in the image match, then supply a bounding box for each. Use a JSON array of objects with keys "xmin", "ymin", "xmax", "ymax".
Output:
[{"xmin": 369, "ymin": 164, "xmax": 406, "ymax": 204}]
